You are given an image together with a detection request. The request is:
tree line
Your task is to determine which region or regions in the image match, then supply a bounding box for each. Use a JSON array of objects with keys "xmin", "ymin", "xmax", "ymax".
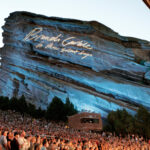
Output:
[
  {"xmin": 104, "ymin": 106, "xmax": 150, "ymax": 138},
  {"xmin": 0, "ymin": 95, "xmax": 77, "ymax": 122},
  {"xmin": 0, "ymin": 95, "xmax": 150, "ymax": 138}
]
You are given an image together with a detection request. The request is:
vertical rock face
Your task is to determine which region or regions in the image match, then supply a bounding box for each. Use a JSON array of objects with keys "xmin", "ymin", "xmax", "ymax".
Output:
[{"xmin": 0, "ymin": 11, "xmax": 150, "ymax": 118}]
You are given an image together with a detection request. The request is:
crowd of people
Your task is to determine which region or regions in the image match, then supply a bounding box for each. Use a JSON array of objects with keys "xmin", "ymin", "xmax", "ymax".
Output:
[{"xmin": 0, "ymin": 109, "xmax": 150, "ymax": 150}]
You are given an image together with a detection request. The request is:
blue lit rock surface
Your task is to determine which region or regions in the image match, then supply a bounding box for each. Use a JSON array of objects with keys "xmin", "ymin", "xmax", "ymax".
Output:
[{"xmin": 0, "ymin": 11, "xmax": 150, "ymax": 118}]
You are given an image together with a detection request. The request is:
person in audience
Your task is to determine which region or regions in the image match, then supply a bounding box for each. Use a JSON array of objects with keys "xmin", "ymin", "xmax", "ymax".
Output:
[
  {"xmin": 0, "ymin": 130, "xmax": 8, "ymax": 150},
  {"xmin": 24, "ymin": 135, "xmax": 31, "ymax": 150},
  {"xmin": 0, "ymin": 144, "xmax": 2, "ymax": 150},
  {"xmin": 29, "ymin": 136, "xmax": 36, "ymax": 150},
  {"xmin": 41, "ymin": 139, "xmax": 48, "ymax": 150},
  {"xmin": 10, "ymin": 132, "xmax": 19, "ymax": 150},
  {"xmin": 35, "ymin": 144, "xmax": 42, "ymax": 150},
  {"xmin": 18, "ymin": 131, "xmax": 26, "ymax": 150},
  {"xmin": 7, "ymin": 132, "xmax": 13, "ymax": 150}
]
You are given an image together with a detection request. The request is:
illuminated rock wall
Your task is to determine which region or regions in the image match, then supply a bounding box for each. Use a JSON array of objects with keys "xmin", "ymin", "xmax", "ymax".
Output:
[{"xmin": 0, "ymin": 11, "xmax": 150, "ymax": 118}]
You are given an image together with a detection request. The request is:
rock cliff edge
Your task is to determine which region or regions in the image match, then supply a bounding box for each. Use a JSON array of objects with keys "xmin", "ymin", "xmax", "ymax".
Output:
[{"xmin": 0, "ymin": 11, "xmax": 150, "ymax": 117}]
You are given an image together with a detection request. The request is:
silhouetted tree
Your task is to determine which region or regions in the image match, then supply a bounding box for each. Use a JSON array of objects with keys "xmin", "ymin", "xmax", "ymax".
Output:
[
  {"xmin": 18, "ymin": 95, "xmax": 28, "ymax": 115},
  {"xmin": 35, "ymin": 107, "xmax": 46, "ymax": 119},
  {"xmin": 134, "ymin": 105, "xmax": 150, "ymax": 138},
  {"xmin": 27, "ymin": 102, "xmax": 36, "ymax": 117},
  {"xmin": 46, "ymin": 96, "xmax": 66, "ymax": 121},
  {"xmin": 105, "ymin": 109, "xmax": 134, "ymax": 136},
  {"xmin": 10, "ymin": 97, "xmax": 20, "ymax": 112},
  {"xmin": 45, "ymin": 97, "xmax": 78, "ymax": 122},
  {"xmin": 64, "ymin": 97, "xmax": 78, "ymax": 120},
  {"xmin": 0, "ymin": 96, "xmax": 10, "ymax": 110}
]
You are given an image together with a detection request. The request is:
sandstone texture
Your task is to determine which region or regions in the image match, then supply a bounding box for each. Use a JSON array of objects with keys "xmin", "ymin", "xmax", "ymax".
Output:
[{"xmin": 0, "ymin": 11, "xmax": 150, "ymax": 118}]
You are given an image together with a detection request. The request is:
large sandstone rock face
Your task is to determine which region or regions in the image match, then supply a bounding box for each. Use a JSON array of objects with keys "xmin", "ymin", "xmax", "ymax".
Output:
[{"xmin": 0, "ymin": 11, "xmax": 150, "ymax": 118}]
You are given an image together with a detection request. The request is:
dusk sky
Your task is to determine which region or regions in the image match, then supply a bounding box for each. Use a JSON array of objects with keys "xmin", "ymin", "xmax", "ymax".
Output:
[{"xmin": 0, "ymin": 0, "xmax": 150, "ymax": 48}]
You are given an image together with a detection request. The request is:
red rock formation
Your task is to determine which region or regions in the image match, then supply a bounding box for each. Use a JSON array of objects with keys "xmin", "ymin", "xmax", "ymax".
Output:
[
  {"xmin": 0, "ymin": 11, "xmax": 150, "ymax": 118},
  {"xmin": 143, "ymin": 0, "xmax": 150, "ymax": 9}
]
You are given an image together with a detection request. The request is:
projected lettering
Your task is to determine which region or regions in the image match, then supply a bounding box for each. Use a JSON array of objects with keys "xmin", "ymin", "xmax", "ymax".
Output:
[{"xmin": 23, "ymin": 27, "xmax": 92, "ymax": 59}]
